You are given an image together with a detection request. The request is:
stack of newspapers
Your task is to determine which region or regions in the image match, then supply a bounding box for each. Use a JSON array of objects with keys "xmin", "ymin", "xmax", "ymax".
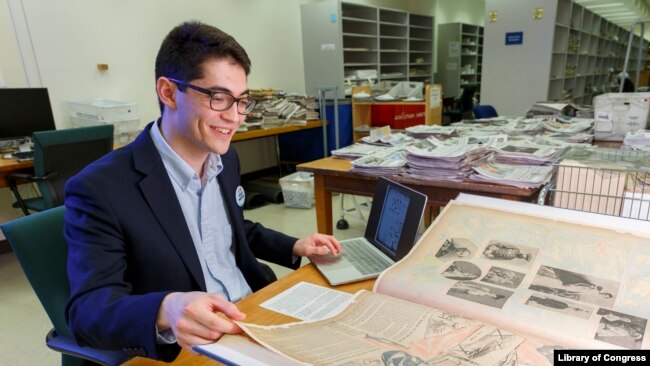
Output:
[
  {"xmin": 349, "ymin": 147, "xmax": 407, "ymax": 176},
  {"xmin": 403, "ymin": 139, "xmax": 490, "ymax": 180}
]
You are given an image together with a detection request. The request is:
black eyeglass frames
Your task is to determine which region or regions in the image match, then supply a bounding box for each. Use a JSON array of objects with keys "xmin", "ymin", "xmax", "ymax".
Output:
[{"xmin": 168, "ymin": 78, "xmax": 256, "ymax": 115}]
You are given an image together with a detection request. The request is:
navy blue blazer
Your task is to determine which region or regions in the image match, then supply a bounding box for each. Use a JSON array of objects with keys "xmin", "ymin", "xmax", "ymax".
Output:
[{"xmin": 64, "ymin": 122, "xmax": 299, "ymax": 361}]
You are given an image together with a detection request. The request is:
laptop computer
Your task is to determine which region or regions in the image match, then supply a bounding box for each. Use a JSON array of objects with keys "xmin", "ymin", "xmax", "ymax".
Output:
[{"xmin": 310, "ymin": 177, "xmax": 427, "ymax": 285}]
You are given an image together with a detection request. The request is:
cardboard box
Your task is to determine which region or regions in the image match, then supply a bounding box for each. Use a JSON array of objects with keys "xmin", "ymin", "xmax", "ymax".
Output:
[{"xmin": 593, "ymin": 92, "xmax": 650, "ymax": 141}]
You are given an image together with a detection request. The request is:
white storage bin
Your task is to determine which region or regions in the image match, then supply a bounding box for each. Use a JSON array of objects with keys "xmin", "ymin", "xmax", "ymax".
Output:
[
  {"xmin": 279, "ymin": 172, "xmax": 314, "ymax": 209},
  {"xmin": 70, "ymin": 115, "xmax": 140, "ymax": 133},
  {"xmin": 68, "ymin": 99, "xmax": 138, "ymax": 122},
  {"xmin": 594, "ymin": 92, "xmax": 650, "ymax": 141}
]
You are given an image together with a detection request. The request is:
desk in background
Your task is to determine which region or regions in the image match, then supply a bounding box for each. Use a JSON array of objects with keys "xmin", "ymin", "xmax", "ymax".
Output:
[
  {"xmin": 123, "ymin": 264, "xmax": 373, "ymax": 366},
  {"xmin": 0, "ymin": 159, "xmax": 33, "ymax": 188},
  {"xmin": 0, "ymin": 122, "xmax": 324, "ymax": 189},
  {"xmin": 297, "ymin": 157, "xmax": 539, "ymax": 234}
]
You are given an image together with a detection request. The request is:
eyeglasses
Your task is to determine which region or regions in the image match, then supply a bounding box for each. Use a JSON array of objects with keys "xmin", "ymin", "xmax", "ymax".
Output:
[{"xmin": 168, "ymin": 78, "xmax": 257, "ymax": 115}]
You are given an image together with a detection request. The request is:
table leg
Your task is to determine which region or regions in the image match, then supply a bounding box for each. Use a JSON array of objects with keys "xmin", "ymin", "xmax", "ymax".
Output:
[{"xmin": 313, "ymin": 174, "xmax": 333, "ymax": 234}]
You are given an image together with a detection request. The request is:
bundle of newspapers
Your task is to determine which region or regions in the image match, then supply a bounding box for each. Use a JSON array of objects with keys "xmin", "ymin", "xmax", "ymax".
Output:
[
  {"xmin": 491, "ymin": 141, "xmax": 564, "ymax": 165},
  {"xmin": 404, "ymin": 124, "xmax": 459, "ymax": 140},
  {"xmin": 468, "ymin": 161, "xmax": 554, "ymax": 189},
  {"xmin": 403, "ymin": 139, "xmax": 490, "ymax": 180},
  {"xmin": 623, "ymin": 130, "xmax": 650, "ymax": 151},
  {"xmin": 349, "ymin": 147, "xmax": 407, "ymax": 176}
]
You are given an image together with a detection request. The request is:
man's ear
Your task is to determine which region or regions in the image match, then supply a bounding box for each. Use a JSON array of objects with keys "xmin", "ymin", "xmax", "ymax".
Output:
[{"xmin": 157, "ymin": 77, "xmax": 177, "ymax": 110}]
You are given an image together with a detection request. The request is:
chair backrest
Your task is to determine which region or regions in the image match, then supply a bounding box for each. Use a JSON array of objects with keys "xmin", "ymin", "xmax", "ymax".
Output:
[
  {"xmin": 32, "ymin": 125, "xmax": 114, "ymax": 209},
  {"xmin": 473, "ymin": 104, "xmax": 499, "ymax": 119},
  {"xmin": 459, "ymin": 84, "xmax": 478, "ymax": 112},
  {"xmin": 1, "ymin": 206, "xmax": 71, "ymax": 337}
]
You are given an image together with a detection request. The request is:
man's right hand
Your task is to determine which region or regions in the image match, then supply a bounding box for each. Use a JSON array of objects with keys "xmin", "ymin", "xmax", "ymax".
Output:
[{"xmin": 156, "ymin": 292, "xmax": 246, "ymax": 351}]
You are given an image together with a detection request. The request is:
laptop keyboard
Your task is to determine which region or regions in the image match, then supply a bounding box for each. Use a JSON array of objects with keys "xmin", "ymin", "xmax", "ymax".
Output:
[{"xmin": 343, "ymin": 239, "xmax": 393, "ymax": 275}]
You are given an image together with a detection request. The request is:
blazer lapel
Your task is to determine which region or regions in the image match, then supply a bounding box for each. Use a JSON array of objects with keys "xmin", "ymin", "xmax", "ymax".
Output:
[{"xmin": 132, "ymin": 123, "xmax": 207, "ymax": 291}]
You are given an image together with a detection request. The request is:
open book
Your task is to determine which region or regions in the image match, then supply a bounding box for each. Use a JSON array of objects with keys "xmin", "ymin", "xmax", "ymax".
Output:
[{"xmin": 196, "ymin": 194, "xmax": 650, "ymax": 365}]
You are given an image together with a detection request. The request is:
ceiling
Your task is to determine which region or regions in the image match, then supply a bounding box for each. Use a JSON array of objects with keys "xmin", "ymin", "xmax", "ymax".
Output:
[{"xmin": 574, "ymin": 0, "xmax": 650, "ymax": 34}]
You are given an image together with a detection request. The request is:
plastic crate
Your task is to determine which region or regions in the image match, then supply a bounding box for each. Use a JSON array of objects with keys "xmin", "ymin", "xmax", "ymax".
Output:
[
  {"xmin": 279, "ymin": 172, "xmax": 314, "ymax": 209},
  {"xmin": 68, "ymin": 99, "xmax": 138, "ymax": 122}
]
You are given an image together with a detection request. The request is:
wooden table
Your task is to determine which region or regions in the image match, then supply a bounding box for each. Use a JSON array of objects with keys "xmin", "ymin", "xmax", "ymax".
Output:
[
  {"xmin": 123, "ymin": 264, "xmax": 374, "ymax": 366},
  {"xmin": 0, "ymin": 158, "xmax": 33, "ymax": 188},
  {"xmin": 232, "ymin": 120, "xmax": 323, "ymax": 142},
  {"xmin": 297, "ymin": 157, "xmax": 540, "ymax": 234}
]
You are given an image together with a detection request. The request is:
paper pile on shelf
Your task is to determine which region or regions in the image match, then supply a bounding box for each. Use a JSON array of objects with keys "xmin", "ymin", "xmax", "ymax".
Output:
[
  {"xmin": 331, "ymin": 143, "xmax": 386, "ymax": 160},
  {"xmin": 525, "ymin": 102, "xmax": 594, "ymax": 119},
  {"xmin": 245, "ymin": 90, "xmax": 319, "ymax": 127}
]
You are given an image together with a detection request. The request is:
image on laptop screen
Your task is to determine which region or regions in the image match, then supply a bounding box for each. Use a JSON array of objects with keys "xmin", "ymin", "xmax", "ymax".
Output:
[{"xmin": 375, "ymin": 185, "xmax": 410, "ymax": 254}]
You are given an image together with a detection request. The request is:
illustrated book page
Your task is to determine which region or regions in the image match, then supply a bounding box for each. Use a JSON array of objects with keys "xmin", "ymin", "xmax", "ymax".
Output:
[
  {"xmin": 374, "ymin": 200, "xmax": 650, "ymax": 351},
  {"xmin": 237, "ymin": 290, "xmax": 556, "ymax": 366}
]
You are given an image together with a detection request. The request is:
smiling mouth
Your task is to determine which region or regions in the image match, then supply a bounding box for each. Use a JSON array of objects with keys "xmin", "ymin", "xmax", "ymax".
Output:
[{"xmin": 211, "ymin": 126, "xmax": 232, "ymax": 135}]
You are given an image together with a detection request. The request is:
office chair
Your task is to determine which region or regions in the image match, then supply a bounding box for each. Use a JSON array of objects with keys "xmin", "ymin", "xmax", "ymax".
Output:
[
  {"xmin": 472, "ymin": 104, "xmax": 498, "ymax": 119},
  {"xmin": 8, "ymin": 125, "xmax": 114, "ymax": 215},
  {"xmin": 1, "ymin": 206, "xmax": 132, "ymax": 366},
  {"xmin": 442, "ymin": 84, "xmax": 478, "ymax": 123}
]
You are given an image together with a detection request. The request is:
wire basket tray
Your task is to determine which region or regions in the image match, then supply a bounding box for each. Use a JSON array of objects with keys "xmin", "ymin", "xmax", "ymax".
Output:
[{"xmin": 543, "ymin": 147, "xmax": 650, "ymax": 220}]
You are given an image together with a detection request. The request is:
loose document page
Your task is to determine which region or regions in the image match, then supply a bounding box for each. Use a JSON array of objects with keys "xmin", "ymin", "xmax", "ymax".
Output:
[{"xmin": 259, "ymin": 281, "xmax": 352, "ymax": 321}]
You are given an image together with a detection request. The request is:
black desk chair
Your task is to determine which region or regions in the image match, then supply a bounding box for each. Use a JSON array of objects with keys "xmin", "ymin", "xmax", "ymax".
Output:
[
  {"xmin": 9, "ymin": 125, "xmax": 114, "ymax": 215},
  {"xmin": 1, "ymin": 206, "xmax": 132, "ymax": 366},
  {"xmin": 442, "ymin": 84, "xmax": 478, "ymax": 123}
]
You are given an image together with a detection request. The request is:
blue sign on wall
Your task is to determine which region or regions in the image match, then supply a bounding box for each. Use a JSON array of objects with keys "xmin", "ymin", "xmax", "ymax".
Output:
[{"xmin": 505, "ymin": 31, "xmax": 523, "ymax": 45}]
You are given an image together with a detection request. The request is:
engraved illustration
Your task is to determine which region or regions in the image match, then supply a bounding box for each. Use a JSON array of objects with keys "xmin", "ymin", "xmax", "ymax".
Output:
[
  {"xmin": 435, "ymin": 238, "xmax": 477, "ymax": 261},
  {"xmin": 481, "ymin": 240, "xmax": 539, "ymax": 269},
  {"xmin": 594, "ymin": 309, "xmax": 647, "ymax": 350},
  {"xmin": 480, "ymin": 266, "xmax": 525, "ymax": 289},
  {"xmin": 447, "ymin": 281, "xmax": 514, "ymax": 309},
  {"xmin": 441, "ymin": 261, "xmax": 482, "ymax": 281},
  {"xmin": 530, "ymin": 265, "xmax": 619, "ymax": 308},
  {"xmin": 524, "ymin": 294, "xmax": 594, "ymax": 319}
]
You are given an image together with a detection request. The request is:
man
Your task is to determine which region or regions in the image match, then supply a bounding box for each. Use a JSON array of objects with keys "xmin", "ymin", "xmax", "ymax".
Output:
[{"xmin": 64, "ymin": 21, "xmax": 341, "ymax": 362}]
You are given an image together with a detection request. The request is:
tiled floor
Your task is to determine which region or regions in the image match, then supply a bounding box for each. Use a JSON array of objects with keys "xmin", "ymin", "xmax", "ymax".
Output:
[{"xmin": 0, "ymin": 194, "xmax": 369, "ymax": 365}]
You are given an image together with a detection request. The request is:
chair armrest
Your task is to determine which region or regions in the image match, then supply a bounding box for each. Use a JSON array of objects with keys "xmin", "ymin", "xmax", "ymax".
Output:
[{"xmin": 46, "ymin": 329, "xmax": 132, "ymax": 366}]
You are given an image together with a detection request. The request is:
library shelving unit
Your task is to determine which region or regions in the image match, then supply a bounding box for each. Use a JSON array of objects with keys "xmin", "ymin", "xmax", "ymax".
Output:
[
  {"xmin": 300, "ymin": 0, "xmax": 434, "ymax": 99},
  {"xmin": 350, "ymin": 84, "xmax": 442, "ymax": 142},
  {"xmin": 482, "ymin": 0, "xmax": 648, "ymax": 115},
  {"xmin": 548, "ymin": 0, "xmax": 647, "ymax": 104},
  {"xmin": 436, "ymin": 23, "xmax": 484, "ymax": 101}
]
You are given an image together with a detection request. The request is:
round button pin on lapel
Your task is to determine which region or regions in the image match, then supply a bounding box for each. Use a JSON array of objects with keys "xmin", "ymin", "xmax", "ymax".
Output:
[{"xmin": 236, "ymin": 185, "xmax": 245, "ymax": 207}]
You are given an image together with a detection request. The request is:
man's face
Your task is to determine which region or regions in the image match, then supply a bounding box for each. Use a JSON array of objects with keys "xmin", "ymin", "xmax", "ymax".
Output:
[{"xmin": 172, "ymin": 58, "xmax": 248, "ymax": 156}]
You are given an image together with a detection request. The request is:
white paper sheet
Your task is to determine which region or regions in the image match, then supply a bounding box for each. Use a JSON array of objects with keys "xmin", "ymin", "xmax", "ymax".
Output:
[{"xmin": 260, "ymin": 281, "xmax": 352, "ymax": 321}]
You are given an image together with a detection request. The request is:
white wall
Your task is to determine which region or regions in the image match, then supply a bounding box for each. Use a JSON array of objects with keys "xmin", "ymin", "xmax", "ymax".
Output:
[{"xmin": 481, "ymin": 0, "xmax": 557, "ymax": 115}]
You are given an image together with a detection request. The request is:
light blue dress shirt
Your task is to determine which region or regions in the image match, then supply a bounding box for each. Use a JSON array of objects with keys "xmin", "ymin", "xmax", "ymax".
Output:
[{"xmin": 150, "ymin": 122, "xmax": 252, "ymax": 302}]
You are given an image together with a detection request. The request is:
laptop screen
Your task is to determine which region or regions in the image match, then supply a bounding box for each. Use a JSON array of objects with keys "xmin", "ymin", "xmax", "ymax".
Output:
[
  {"xmin": 364, "ymin": 177, "xmax": 427, "ymax": 261},
  {"xmin": 375, "ymin": 186, "xmax": 409, "ymax": 254}
]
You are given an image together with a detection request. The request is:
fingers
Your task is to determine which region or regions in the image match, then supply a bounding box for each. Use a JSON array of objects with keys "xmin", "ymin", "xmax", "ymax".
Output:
[
  {"xmin": 160, "ymin": 292, "xmax": 247, "ymax": 349},
  {"xmin": 313, "ymin": 233, "xmax": 342, "ymax": 256},
  {"xmin": 294, "ymin": 233, "xmax": 343, "ymax": 257}
]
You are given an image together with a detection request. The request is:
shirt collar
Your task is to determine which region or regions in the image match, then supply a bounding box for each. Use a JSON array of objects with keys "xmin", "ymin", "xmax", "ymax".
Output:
[{"xmin": 150, "ymin": 119, "xmax": 223, "ymax": 190}]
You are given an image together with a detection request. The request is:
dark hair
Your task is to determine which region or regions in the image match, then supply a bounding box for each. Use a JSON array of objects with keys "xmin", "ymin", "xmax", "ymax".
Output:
[{"xmin": 154, "ymin": 20, "xmax": 251, "ymax": 113}]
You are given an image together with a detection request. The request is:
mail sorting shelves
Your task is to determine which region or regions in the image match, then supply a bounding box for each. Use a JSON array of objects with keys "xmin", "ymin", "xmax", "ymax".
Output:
[{"xmin": 538, "ymin": 147, "xmax": 650, "ymax": 220}]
